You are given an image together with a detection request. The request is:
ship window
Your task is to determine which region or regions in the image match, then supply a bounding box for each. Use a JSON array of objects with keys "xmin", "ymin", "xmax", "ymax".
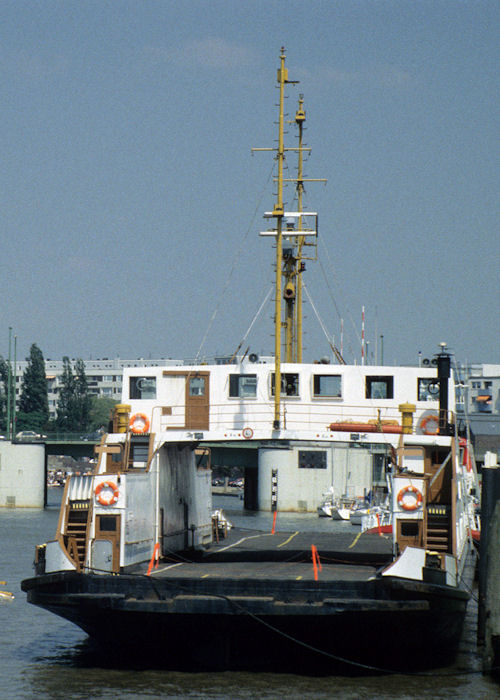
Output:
[
  {"xmin": 271, "ymin": 373, "xmax": 299, "ymax": 397},
  {"xmin": 372, "ymin": 453, "xmax": 386, "ymax": 482},
  {"xmin": 189, "ymin": 376, "xmax": 206, "ymax": 396},
  {"xmin": 400, "ymin": 521, "xmax": 419, "ymax": 537},
  {"xmin": 98, "ymin": 516, "xmax": 117, "ymax": 532},
  {"xmin": 418, "ymin": 378, "xmax": 440, "ymax": 401},
  {"xmin": 131, "ymin": 443, "xmax": 149, "ymax": 463},
  {"xmin": 299, "ymin": 450, "xmax": 327, "ymax": 469},
  {"xmin": 229, "ymin": 374, "xmax": 257, "ymax": 398},
  {"xmin": 366, "ymin": 376, "xmax": 393, "ymax": 399},
  {"xmin": 313, "ymin": 374, "xmax": 342, "ymax": 398},
  {"xmin": 129, "ymin": 376, "xmax": 156, "ymax": 400}
]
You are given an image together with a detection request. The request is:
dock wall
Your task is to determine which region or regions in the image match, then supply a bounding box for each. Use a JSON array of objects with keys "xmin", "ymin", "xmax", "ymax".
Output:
[{"xmin": 0, "ymin": 442, "xmax": 46, "ymax": 508}]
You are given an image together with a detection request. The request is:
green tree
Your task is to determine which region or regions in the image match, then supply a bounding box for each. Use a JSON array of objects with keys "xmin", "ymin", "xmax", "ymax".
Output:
[
  {"xmin": 0, "ymin": 357, "xmax": 9, "ymax": 432},
  {"xmin": 56, "ymin": 356, "xmax": 76, "ymax": 430},
  {"xmin": 74, "ymin": 358, "xmax": 91, "ymax": 430},
  {"xmin": 18, "ymin": 344, "xmax": 49, "ymax": 430},
  {"xmin": 89, "ymin": 396, "xmax": 117, "ymax": 432},
  {"xmin": 56, "ymin": 357, "xmax": 92, "ymax": 432}
]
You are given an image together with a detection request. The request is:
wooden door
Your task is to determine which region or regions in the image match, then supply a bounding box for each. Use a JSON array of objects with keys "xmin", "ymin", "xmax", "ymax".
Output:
[
  {"xmin": 185, "ymin": 372, "xmax": 210, "ymax": 429},
  {"xmin": 93, "ymin": 514, "xmax": 121, "ymax": 572}
]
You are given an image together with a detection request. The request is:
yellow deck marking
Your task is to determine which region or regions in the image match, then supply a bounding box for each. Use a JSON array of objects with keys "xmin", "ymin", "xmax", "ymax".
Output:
[
  {"xmin": 201, "ymin": 574, "xmax": 209, "ymax": 578},
  {"xmin": 216, "ymin": 532, "xmax": 274, "ymax": 553},
  {"xmin": 153, "ymin": 562, "xmax": 184, "ymax": 574},
  {"xmin": 277, "ymin": 531, "xmax": 299, "ymax": 548},
  {"xmin": 296, "ymin": 576, "xmax": 303, "ymax": 580},
  {"xmin": 348, "ymin": 532, "xmax": 362, "ymax": 549}
]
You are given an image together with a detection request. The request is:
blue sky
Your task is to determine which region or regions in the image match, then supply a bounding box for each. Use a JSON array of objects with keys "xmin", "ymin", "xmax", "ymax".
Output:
[{"xmin": 1, "ymin": 0, "xmax": 498, "ymax": 367}]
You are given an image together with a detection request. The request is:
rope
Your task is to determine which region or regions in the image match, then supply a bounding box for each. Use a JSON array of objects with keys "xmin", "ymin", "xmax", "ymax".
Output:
[
  {"xmin": 302, "ymin": 283, "xmax": 344, "ymax": 363},
  {"xmin": 193, "ymin": 163, "xmax": 275, "ymax": 364},
  {"xmin": 234, "ymin": 285, "xmax": 274, "ymax": 351},
  {"xmin": 135, "ymin": 572, "xmax": 484, "ymax": 677}
]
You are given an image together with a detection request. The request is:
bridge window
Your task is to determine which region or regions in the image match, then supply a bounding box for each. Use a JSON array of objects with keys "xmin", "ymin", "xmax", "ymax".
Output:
[
  {"xmin": 313, "ymin": 374, "xmax": 342, "ymax": 398},
  {"xmin": 271, "ymin": 373, "xmax": 299, "ymax": 397},
  {"xmin": 129, "ymin": 376, "xmax": 156, "ymax": 400},
  {"xmin": 366, "ymin": 376, "xmax": 393, "ymax": 399},
  {"xmin": 418, "ymin": 378, "xmax": 440, "ymax": 401},
  {"xmin": 229, "ymin": 374, "xmax": 257, "ymax": 398}
]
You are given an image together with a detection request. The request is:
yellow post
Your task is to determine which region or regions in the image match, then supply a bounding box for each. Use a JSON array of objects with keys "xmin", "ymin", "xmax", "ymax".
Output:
[
  {"xmin": 114, "ymin": 404, "xmax": 131, "ymax": 433},
  {"xmin": 399, "ymin": 403, "xmax": 416, "ymax": 434}
]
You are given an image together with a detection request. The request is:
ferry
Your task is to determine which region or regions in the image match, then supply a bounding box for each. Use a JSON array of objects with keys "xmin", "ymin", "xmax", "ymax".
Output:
[{"xmin": 22, "ymin": 49, "xmax": 479, "ymax": 673}]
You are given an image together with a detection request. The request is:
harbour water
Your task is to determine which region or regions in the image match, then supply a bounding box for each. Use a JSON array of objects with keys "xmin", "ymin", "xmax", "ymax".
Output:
[{"xmin": 1, "ymin": 490, "xmax": 498, "ymax": 699}]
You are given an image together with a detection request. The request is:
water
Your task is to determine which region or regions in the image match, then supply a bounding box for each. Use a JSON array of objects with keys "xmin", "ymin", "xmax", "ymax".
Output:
[{"xmin": 0, "ymin": 490, "xmax": 498, "ymax": 699}]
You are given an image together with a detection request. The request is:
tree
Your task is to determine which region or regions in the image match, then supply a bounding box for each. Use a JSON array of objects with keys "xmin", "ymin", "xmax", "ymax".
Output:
[
  {"xmin": 89, "ymin": 396, "xmax": 118, "ymax": 432},
  {"xmin": 74, "ymin": 358, "xmax": 91, "ymax": 430},
  {"xmin": 18, "ymin": 344, "xmax": 49, "ymax": 430},
  {"xmin": 56, "ymin": 357, "xmax": 76, "ymax": 430},
  {"xmin": 56, "ymin": 357, "xmax": 92, "ymax": 432},
  {"xmin": 0, "ymin": 357, "xmax": 9, "ymax": 432}
]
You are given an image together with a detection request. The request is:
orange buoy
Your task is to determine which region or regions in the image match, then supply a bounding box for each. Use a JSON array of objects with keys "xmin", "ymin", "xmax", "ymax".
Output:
[
  {"xmin": 129, "ymin": 412, "xmax": 150, "ymax": 434},
  {"xmin": 397, "ymin": 485, "xmax": 423, "ymax": 511},
  {"xmin": 95, "ymin": 481, "xmax": 119, "ymax": 506}
]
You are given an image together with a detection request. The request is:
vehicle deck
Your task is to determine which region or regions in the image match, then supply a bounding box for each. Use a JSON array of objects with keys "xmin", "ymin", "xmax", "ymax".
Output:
[{"xmin": 149, "ymin": 526, "xmax": 394, "ymax": 584}]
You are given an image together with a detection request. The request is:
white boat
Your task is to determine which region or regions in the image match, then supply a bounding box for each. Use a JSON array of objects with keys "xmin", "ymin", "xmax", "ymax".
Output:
[
  {"xmin": 22, "ymin": 49, "xmax": 480, "ymax": 674},
  {"xmin": 330, "ymin": 503, "xmax": 352, "ymax": 521}
]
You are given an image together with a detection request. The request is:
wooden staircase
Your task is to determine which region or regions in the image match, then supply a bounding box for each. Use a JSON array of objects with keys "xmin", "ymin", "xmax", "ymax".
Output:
[
  {"xmin": 64, "ymin": 502, "xmax": 90, "ymax": 570},
  {"xmin": 425, "ymin": 504, "xmax": 451, "ymax": 552},
  {"xmin": 63, "ymin": 475, "xmax": 94, "ymax": 571}
]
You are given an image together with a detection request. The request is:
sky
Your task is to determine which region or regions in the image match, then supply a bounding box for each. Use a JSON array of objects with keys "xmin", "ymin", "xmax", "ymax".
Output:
[{"xmin": 1, "ymin": 0, "xmax": 498, "ymax": 368}]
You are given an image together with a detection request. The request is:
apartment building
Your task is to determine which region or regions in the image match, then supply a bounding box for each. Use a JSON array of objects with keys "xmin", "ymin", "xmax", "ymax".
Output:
[{"xmin": 11, "ymin": 357, "xmax": 180, "ymax": 420}]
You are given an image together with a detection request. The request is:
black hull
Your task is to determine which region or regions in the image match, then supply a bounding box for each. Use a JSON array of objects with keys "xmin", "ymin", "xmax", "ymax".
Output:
[{"xmin": 22, "ymin": 570, "xmax": 469, "ymax": 674}]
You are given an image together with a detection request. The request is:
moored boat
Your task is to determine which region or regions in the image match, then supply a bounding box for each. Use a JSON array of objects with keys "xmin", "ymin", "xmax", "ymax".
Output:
[{"xmin": 21, "ymin": 49, "xmax": 479, "ymax": 673}]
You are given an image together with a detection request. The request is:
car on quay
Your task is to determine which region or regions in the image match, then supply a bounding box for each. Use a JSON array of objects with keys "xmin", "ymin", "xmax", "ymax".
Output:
[{"xmin": 15, "ymin": 431, "xmax": 47, "ymax": 442}]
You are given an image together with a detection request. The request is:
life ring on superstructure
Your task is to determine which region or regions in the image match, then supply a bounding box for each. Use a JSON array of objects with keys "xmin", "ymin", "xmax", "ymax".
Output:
[
  {"xmin": 397, "ymin": 485, "xmax": 423, "ymax": 511},
  {"xmin": 95, "ymin": 481, "xmax": 120, "ymax": 506},
  {"xmin": 129, "ymin": 412, "xmax": 150, "ymax": 434},
  {"xmin": 419, "ymin": 414, "xmax": 439, "ymax": 435}
]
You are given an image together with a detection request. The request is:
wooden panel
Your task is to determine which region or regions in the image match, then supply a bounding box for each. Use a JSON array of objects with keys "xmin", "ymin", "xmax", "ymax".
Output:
[
  {"xmin": 95, "ymin": 514, "xmax": 121, "ymax": 572},
  {"xmin": 185, "ymin": 372, "xmax": 210, "ymax": 430},
  {"xmin": 161, "ymin": 370, "xmax": 210, "ymax": 430}
]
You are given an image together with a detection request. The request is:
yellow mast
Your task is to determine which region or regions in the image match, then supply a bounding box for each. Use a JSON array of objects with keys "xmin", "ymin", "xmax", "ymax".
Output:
[
  {"xmin": 272, "ymin": 48, "xmax": 287, "ymax": 428},
  {"xmin": 254, "ymin": 49, "xmax": 329, "ymax": 425},
  {"xmin": 295, "ymin": 95, "xmax": 306, "ymax": 363}
]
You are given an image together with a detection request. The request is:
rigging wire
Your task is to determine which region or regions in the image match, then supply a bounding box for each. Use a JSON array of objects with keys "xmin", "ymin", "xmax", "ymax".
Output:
[
  {"xmin": 318, "ymin": 237, "xmax": 363, "ymax": 362},
  {"xmin": 302, "ymin": 283, "xmax": 344, "ymax": 363},
  {"xmin": 229, "ymin": 285, "xmax": 274, "ymax": 360},
  {"xmin": 193, "ymin": 162, "xmax": 276, "ymax": 364}
]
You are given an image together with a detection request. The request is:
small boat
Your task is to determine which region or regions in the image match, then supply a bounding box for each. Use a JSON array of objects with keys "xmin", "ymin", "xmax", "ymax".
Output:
[
  {"xmin": 317, "ymin": 488, "xmax": 351, "ymax": 519},
  {"xmin": 330, "ymin": 502, "xmax": 353, "ymax": 521},
  {"xmin": 361, "ymin": 509, "xmax": 393, "ymax": 535},
  {"xmin": 0, "ymin": 582, "xmax": 14, "ymax": 601}
]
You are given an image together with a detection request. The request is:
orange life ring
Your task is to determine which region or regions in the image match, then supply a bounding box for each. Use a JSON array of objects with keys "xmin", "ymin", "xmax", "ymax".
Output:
[
  {"xmin": 420, "ymin": 414, "xmax": 439, "ymax": 435},
  {"xmin": 242, "ymin": 427, "xmax": 253, "ymax": 439},
  {"xmin": 397, "ymin": 485, "xmax": 423, "ymax": 511},
  {"xmin": 95, "ymin": 481, "xmax": 119, "ymax": 506},
  {"xmin": 129, "ymin": 412, "xmax": 150, "ymax": 434}
]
